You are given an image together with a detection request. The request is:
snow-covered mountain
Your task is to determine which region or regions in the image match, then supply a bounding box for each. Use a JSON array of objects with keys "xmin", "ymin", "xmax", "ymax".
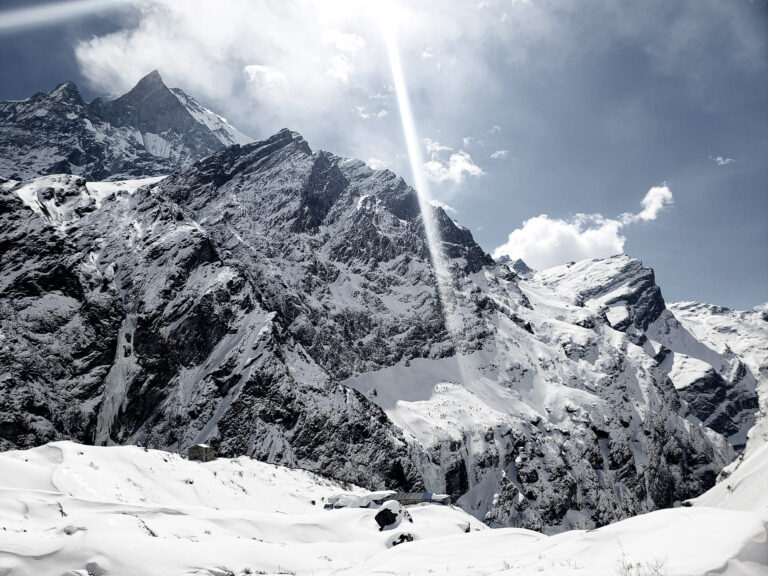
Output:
[
  {"xmin": 0, "ymin": 70, "xmax": 251, "ymax": 181},
  {"xmin": 1, "ymin": 77, "xmax": 766, "ymax": 536},
  {"xmin": 533, "ymin": 258, "xmax": 760, "ymax": 450},
  {"xmin": 667, "ymin": 301, "xmax": 768, "ymax": 453},
  {"xmin": 0, "ymin": 131, "xmax": 758, "ymax": 534}
]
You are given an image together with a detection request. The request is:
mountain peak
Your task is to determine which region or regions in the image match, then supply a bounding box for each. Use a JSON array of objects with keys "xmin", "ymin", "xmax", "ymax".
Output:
[
  {"xmin": 132, "ymin": 69, "xmax": 166, "ymax": 92},
  {"xmin": 87, "ymin": 69, "xmax": 198, "ymax": 136},
  {"xmin": 122, "ymin": 69, "xmax": 172, "ymax": 103},
  {"xmin": 274, "ymin": 128, "xmax": 311, "ymax": 153},
  {"xmin": 46, "ymin": 81, "xmax": 84, "ymax": 106}
]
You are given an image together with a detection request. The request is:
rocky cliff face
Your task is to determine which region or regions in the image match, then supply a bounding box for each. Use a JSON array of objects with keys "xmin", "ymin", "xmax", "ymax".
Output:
[
  {"xmin": 0, "ymin": 173, "xmax": 422, "ymax": 491},
  {"xmin": 0, "ymin": 78, "xmax": 764, "ymax": 534},
  {"xmin": 665, "ymin": 301, "xmax": 767, "ymax": 454},
  {"xmin": 0, "ymin": 176, "xmax": 124, "ymax": 447},
  {"xmin": 0, "ymin": 71, "xmax": 251, "ymax": 181}
]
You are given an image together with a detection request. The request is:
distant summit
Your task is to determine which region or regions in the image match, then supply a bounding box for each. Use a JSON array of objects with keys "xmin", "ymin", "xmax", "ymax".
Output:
[{"xmin": 0, "ymin": 71, "xmax": 252, "ymax": 180}]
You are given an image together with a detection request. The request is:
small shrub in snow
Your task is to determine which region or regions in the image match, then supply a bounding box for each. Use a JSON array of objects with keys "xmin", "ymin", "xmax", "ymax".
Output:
[{"xmin": 616, "ymin": 555, "xmax": 667, "ymax": 576}]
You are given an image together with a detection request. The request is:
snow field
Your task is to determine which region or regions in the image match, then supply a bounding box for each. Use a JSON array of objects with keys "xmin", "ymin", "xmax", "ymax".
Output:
[{"xmin": 1, "ymin": 441, "xmax": 765, "ymax": 576}]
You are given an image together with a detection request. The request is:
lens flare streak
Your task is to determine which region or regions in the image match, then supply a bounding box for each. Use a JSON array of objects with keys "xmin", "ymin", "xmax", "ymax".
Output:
[
  {"xmin": 0, "ymin": 0, "xmax": 132, "ymax": 35},
  {"xmin": 381, "ymin": 15, "xmax": 467, "ymax": 355}
]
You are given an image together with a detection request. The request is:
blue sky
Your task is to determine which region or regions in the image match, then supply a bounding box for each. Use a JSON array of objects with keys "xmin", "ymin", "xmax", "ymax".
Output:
[{"xmin": 1, "ymin": 0, "xmax": 766, "ymax": 308}]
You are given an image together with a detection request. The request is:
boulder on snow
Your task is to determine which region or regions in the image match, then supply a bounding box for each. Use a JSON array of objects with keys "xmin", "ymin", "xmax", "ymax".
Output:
[
  {"xmin": 374, "ymin": 500, "xmax": 412, "ymax": 531},
  {"xmin": 375, "ymin": 506, "xmax": 398, "ymax": 530},
  {"xmin": 389, "ymin": 532, "xmax": 415, "ymax": 547}
]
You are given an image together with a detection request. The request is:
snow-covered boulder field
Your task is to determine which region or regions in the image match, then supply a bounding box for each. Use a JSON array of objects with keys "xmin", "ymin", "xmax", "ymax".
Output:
[{"xmin": 0, "ymin": 441, "xmax": 765, "ymax": 576}]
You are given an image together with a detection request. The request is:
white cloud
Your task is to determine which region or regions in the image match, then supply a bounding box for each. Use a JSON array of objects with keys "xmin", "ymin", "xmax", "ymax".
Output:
[
  {"xmin": 489, "ymin": 124, "xmax": 502, "ymax": 134},
  {"xmin": 635, "ymin": 185, "xmax": 673, "ymax": 221},
  {"xmin": 492, "ymin": 213, "xmax": 625, "ymax": 270},
  {"xmin": 422, "ymin": 138, "xmax": 484, "ymax": 184},
  {"xmin": 424, "ymin": 151, "xmax": 484, "ymax": 184},
  {"xmin": 490, "ymin": 149, "xmax": 508, "ymax": 159},
  {"xmin": 493, "ymin": 186, "xmax": 674, "ymax": 269},
  {"xmin": 710, "ymin": 155, "xmax": 734, "ymax": 166}
]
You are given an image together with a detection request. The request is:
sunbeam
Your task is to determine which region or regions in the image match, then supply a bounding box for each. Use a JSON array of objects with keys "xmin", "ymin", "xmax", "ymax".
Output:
[
  {"xmin": 0, "ymin": 0, "xmax": 133, "ymax": 35},
  {"xmin": 380, "ymin": 9, "xmax": 469, "ymax": 367}
]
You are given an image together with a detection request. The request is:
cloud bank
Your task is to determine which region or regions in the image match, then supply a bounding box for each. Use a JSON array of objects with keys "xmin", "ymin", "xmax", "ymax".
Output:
[{"xmin": 493, "ymin": 186, "xmax": 673, "ymax": 270}]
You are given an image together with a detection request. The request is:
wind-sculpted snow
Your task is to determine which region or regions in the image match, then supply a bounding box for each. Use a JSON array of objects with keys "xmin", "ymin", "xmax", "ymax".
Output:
[
  {"xmin": 0, "ymin": 442, "xmax": 764, "ymax": 576},
  {"xmin": 0, "ymin": 123, "xmax": 761, "ymax": 533},
  {"xmin": 0, "ymin": 71, "xmax": 252, "ymax": 181}
]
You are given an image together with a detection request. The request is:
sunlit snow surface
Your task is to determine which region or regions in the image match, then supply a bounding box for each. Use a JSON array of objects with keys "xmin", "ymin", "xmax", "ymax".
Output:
[{"xmin": 0, "ymin": 442, "xmax": 765, "ymax": 576}]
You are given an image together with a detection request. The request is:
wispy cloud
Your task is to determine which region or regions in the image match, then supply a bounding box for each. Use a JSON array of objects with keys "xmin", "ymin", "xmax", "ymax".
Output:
[
  {"xmin": 423, "ymin": 138, "xmax": 452, "ymax": 156},
  {"xmin": 490, "ymin": 149, "xmax": 508, "ymax": 159},
  {"xmin": 429, "ymin": 199, "xmax": 458, "ymax": 214},
  {"xmin": 624, "ymin": 185, "xmax": 674, "ymax": 223},
  {"xmin": 493, "ymin": 186, "xmax": 673, "ymax": 270},
  {"xmin": 709, "ymin": 155, "xmax": 734, "ymax": 166},
  {"xmin": 324, "ymin": 30, "xmax": 365, "ymax": 84},
  {"xmin": 355, "ymin": 106, "xmax": 388, "ymax": 120}
]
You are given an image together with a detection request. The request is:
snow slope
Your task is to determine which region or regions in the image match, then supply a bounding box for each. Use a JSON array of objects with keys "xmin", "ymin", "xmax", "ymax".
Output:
[
  {"xmin": 0, "ymin": 441, "xmax": 764, "ymax": 576},
  {"xmin": 171, "ymin": 87, "xmax": 252, "ymax": 147},
  {"xmin": 0, "ymin": 442, "xmax": 484, "ymax": 576}
]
